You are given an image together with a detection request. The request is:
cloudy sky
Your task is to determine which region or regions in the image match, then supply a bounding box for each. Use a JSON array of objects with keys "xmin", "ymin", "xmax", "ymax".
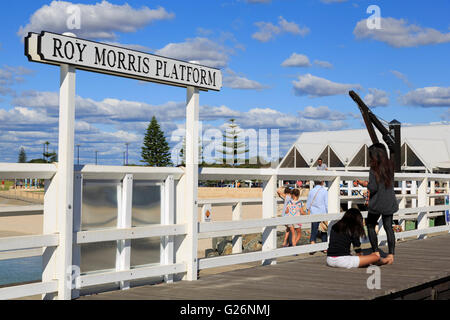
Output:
[{"xmin": 0, "ymin": 0, "xmax": 449, "ymax": 165}]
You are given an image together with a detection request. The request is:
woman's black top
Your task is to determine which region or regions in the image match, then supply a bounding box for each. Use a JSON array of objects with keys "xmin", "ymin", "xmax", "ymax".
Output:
[
  {"xmin": 367, "ymin": 169, "xmax": 399, "ymax": 216},
  {"xmin": 327, "ymin": 226, "xmax": 362, "ymax": 257}
]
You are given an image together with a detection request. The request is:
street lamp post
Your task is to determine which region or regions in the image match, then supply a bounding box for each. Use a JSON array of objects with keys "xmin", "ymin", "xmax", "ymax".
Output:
[
  {"xmin": 95, "ymin": 150, "xmax": 98, "ymax": 165},
  {"xmin": 125, "ymin": 143, "xmax": 129, "ymax": 166},
  {"xmin": 76, "ymin": 144, "xmax": 81, "ymax": 165}
]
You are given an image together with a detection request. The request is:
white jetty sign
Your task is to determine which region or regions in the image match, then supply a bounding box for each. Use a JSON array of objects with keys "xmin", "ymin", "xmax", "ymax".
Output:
[{"xmin": 25, "ymin": 31, "xmax": 222, "ymax": 91}]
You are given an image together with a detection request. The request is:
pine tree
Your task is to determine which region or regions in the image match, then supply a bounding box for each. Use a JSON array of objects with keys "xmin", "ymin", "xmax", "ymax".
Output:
[
  {"xmin": 216, "ymin": 119, "xmax": 249, "ymax": 166},
  {"xmin": 18, "ymin": 147, "xmax": 27, "ymax": 163},
  {"xmin": 141, "ymin": 116, "xmax": 173, "ymax": 167},
  {"xmin": 178, "ymin": 136, "xmax": 204, "ymax": 166}
]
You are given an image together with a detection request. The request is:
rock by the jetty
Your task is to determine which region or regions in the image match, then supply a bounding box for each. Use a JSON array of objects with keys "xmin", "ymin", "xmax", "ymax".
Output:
[
  {"xmin": 222, "ymin": 242, "xmax": 233, "ymax": 255},
  {"xmin": 242, "ymin": 233, "xmax": 262, "ymax": 247},
  {"xmin": 243, "ymin": 238, "xmax": 262, "ymax": 253},
  {"xmin": 213, "ymin": 236, "xmax": 231, "ymax": 251},
  {"xmin": 217, "ymin": 239, "xmax": 232, "ymax": 255},
  {"xmin": 206, "ymin": 249, "xmax": 220, "ymax": 258}
]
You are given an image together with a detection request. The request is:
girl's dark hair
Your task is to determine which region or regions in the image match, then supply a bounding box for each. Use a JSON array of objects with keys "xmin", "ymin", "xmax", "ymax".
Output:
[
  {"xmin": 291, "ymin": 188, "xmax": 300, "ymax": 197},
  {"xmin": 332, "ymin": 208, "xmax": 366, "ymax": 238},
  {"xmin": 284, "ymin": 187, "xmax": 292, "ymax": 194},
  {"xmin": 368, "ymin": 143, "xmax": 394, "ymax": 188}
]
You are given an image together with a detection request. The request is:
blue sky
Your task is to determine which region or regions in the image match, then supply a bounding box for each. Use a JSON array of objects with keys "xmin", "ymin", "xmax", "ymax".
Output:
[{"xmin": 0, "ymin": 0, "xmax": 449, "ymax": 165}]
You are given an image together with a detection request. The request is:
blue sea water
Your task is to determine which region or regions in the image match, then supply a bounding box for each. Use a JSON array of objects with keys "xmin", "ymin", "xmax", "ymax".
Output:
[{"xmin": 0, "ymin": 256, "xmax": 42, "ymax": 286}]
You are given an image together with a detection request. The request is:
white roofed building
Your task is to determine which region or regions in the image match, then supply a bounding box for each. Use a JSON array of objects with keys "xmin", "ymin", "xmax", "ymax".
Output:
[{"xmin": 279, "ymin": 124, "xmax": 450, "ymax": 173}]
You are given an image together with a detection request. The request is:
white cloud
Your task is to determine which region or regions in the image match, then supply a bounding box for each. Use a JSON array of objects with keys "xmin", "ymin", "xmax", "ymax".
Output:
[
  {"xmin": 0, "ymin": 66, "xmax": 35, "ymax": 96},
  {"xmin": 281, "ymin": 53, "xmax": 311, "ymax": 67},
  {"xmin": 293, "ymin": 74, "xmax": 362, "ymax": 97},
  {"xmin": 390, "ymin": 70, "xmax": 413, "ymax": 88},
  {"xmin": 314, "ymin": 60, "xmax": 333, "ymax": 69},
  {"xmin": 353, "ymin": 17, "xmax": 450, "ymax": 48},
  {"xmin": 252, "ymin": 16, "xmax": 309, "ymax": 42},
  {"xmin": 402, "ymin": 87, "xmax": 450, "ymax": 107},
  {"xmin": 321, "ymin": 0, "xmax": 348, "ymax": 3},
  {"xmin": 298, "ymin": 106, "xmax": 348, "ymax": 120},
  {"xmin": 155, "ymin": 37, "xmax": 230, "ymax": 68},
  {"xmin": 4, "ymin": 85, "xmax": 353, "ymax": 164},
  {"xmin": 364, "ymin": 88, "xmax": 389, "ymax": 107},
  {"xmin": 223, "ymin": 69, "xmax": 269, "ymax": 90},
  {"xmin": 17, "ymin": 1, "xmax": 174, "ymax": 40}
]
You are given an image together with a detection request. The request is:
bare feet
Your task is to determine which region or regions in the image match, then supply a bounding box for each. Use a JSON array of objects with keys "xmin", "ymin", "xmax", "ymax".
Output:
[
  {"xmin": 375, "ymin": 254, "xmax": 394, "ymax": 266},
  {"xmin": 385, "ymin": 254, "xmax": 394, "ymax": 265}
]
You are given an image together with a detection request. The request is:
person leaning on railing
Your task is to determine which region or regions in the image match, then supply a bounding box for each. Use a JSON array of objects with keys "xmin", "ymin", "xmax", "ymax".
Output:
[
  {"xmin": 356, "ymin": 143, "xmax": 398, "ymax": 265},
  {"xmin": 277, "ymin": 186, "xmax": 293, "ymax": 247},
  {"xmin": 306, "ymin": 180, "xmax": 328, "ymax": 253}
]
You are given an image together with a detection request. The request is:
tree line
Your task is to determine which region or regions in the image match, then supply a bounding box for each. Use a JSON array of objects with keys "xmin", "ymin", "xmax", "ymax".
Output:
[{"xmin": 17, "ymin": 117, "xmax": 273, "ymax": 168}]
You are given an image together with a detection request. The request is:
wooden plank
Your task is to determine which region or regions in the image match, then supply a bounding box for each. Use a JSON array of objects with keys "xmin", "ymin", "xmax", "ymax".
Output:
[{"xmin": 79, "ymin": 234, "xmax": 450, "ymax": 300}]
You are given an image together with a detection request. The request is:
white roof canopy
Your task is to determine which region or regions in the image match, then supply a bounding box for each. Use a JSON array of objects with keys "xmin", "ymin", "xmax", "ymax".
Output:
[{"xmin": 280, "ymin": 124, "xmax": 450, "ymax": 172}]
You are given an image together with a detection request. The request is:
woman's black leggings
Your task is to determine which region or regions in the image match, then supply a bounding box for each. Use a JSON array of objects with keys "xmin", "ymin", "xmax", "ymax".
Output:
[{"xmin": 366, "ymin": 213, "xmax": 395, "ymax": 255}]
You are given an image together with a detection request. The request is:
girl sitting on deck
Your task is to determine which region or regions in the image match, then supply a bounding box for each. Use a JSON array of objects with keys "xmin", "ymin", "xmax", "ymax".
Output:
[{"xmin": 326, "ymin": 208, "xmax": 389, "ymax": 269}]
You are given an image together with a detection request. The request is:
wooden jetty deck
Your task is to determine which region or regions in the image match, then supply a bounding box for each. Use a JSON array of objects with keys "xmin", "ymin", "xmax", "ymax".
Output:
[{"xmin": 79, "ymin": 233, "xmax": 450, "ymax": 300}]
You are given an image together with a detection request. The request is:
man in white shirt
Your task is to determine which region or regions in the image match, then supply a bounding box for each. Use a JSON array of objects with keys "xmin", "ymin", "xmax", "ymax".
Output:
[
  {"xmin": 307, "ymin": 181, "xmax": 328, "ymax": 253},
  {"xmin": 316, "ymin": 158, "xmax": 328, "ymax": 171}
]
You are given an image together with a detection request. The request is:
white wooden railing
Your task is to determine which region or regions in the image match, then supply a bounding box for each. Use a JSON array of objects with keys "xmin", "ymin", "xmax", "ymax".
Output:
[{"xmin": 0, "ymin": 164, "xmax": 449, "ymax": 300}]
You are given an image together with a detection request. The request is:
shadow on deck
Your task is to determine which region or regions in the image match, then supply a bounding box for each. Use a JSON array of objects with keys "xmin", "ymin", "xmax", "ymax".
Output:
[{"xmin": 79, "ymin": 233, "xmax": 450, "ymax": 300}]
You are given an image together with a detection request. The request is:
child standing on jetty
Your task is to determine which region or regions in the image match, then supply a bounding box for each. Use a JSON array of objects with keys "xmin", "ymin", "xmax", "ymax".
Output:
[
  {"xmin": 286, "ymin": 189, "xmax": 306, "ymax": 246},
  {"xmin": 277, "ymin": 186, "xmax": 293, "ymax": 247}
]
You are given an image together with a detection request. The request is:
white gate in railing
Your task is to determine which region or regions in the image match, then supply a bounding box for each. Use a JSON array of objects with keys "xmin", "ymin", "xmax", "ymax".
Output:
[{"xmin": 0, "ymin": 164, "xmax": 449, "ymax": 300}]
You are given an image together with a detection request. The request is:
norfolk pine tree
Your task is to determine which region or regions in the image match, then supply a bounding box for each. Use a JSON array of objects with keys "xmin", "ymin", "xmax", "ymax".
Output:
[
  {"xmin": 18, "ymin": 147, "xmax": 27, "ymax": 163},
  {"xmin": 141, "ymin": 116, "xmax": 173, "ymax": 167},
  {"xmin": 216, "ymin": 119, "xmax": 249, "ymax": 166}
]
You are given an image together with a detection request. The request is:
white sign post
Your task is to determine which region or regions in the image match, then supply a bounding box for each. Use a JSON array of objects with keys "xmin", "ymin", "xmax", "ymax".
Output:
[
  {"xmin": 56, "ymin": 62, "xmax": 76, "ymax": 300},
  {"xmin": 25, "ymin": 31, "xmax": 222, "ymax": 298}
]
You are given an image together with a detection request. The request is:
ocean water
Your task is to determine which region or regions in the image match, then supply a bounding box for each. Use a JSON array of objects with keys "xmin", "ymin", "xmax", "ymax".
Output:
[{"xmin": 0, "ymin": 256, "xmax": 42, "ymax": 286}]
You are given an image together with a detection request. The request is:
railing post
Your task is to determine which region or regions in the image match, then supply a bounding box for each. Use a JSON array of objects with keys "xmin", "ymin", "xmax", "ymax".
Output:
[
  {"xmin": 262, "ymin": 174, "xmax": 277, "ymax": 266},
  {"xmin": 232, "ymin": 202, "xmax": 243, "ymax": 254},
  {"xmin": 417, "ymin": 177, "xmax": 428, "ymax": 239},
  {"xmin": 411, "ymin": 180, "xmax": 417, "ymax": 208},
  {"xmin": 184, "ymin": 86, "xmax": 199, "ymax": 280},
  {"xmin": 430, "ymin": 180, "xmax": 435, "ymax": 207},
  {"xmin": 399, "ymin": 180, "xmax": 407, "ymax": 240},
  {"xmin": 55, "ymin": 64, "xmax": 76, "ymax": 300},
  {"xmin": 116, "ymin": 174, "xmax": 133, "ymax": 290},
  {"xmin": 162, "ymin": 175, "xmax": 175, "ymax": 283},
  {"xmin": 71, "ymin": 173, "xmax": 82, "ymax": 299},
  {"xmin": 346, "ymin": 180, "xmax": 352, "ymax": 209},
  {"xmin": 42, "ymin": 177, "xmax": 58, "ymax": 300},
  {"xmin": 327, "ymin": 176, "xmax": 341, "ymax": 234}
]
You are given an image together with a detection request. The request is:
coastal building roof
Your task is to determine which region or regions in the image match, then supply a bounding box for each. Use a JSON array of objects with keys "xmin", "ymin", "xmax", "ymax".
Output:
[{"xmin": 279, "ymin": 124, "xmax": 450, "ymax": 173}]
